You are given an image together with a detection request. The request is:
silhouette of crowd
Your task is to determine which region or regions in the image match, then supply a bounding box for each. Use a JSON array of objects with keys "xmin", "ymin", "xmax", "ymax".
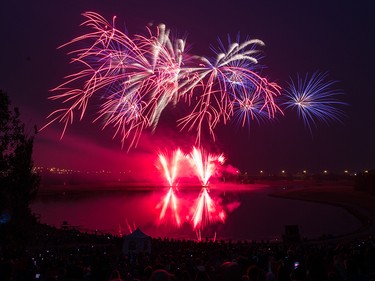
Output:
[{"xmin": 1, "ymin": 223, "xmax": 375, "ymax": 281}]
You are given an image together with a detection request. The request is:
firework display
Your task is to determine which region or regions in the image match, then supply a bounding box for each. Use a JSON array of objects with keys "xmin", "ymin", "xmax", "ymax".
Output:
[
  {"xmin": 43, "ymin": 12, "xmax": 348, "ymax": 237},
  {"xmin": 158, "ymin": 187, "xmax": 181, "ymax": 227},
  {"xmin": 43, "ymin": 12, "xmax": 346, "ymax": 148},
  {"xmin": 191, "ymin": 187, "xmax": 226, "ymax": 230},
  {"xmin": 283, "ymin": 72, "xmax": 347, "ymax": 133},
  {"xmin": 158, "ymin": 149, "xmax": 183, "ymax": 187},
  {"xmin": 188, "ymin": 147, "xmax": 225, "ymax": 187},
  {"xmin": 157, "ymin": 149, "xmax": 183, "ymax": 226},
  {"xmin": 42, "ymin": 12, "xmax": 287, "ymax": 148},
  {"xmin": 43, "ymin": 12, "xmax": 348, "ymax": 149},
  {"xmin": 156, "ymin": 147, "xmax": 227, "ymax": 231}
]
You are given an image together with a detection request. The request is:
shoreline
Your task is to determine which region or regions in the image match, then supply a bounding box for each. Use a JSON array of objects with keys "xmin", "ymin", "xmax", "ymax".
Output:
[{"xmin": 270, "ymin": 184, "xmax": 375, "ymax": 241}]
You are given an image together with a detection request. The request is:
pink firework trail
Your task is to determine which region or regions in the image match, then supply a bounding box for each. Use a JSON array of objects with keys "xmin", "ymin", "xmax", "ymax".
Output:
[
  {"xmin": 158, "ymin": 149, "xmax": 183, "ymax": 187},
  {"xmin": 189, "ymin": 147, "xmax": 226, "ymax": 229},
  {"xmin": 43, "ymin": 12, "xmax": 283, "ymax": 149},
  {"xmin": 157, "ymin": 149, "xmax": 183, "ymax": 226},
  {"xmin": 189, "ymin": 147, "xmax": 225, "ymax": 186},
  {"xmin": 192, "ymin": 188, "xmax": 226, "ymax": 230},
  {"xmin": 156, "ymin": 147, "xmax": 227, "ymax": 230},
  {"xmin": 158, "ymin": 187, "xmax": 181, "ymax": 226}
]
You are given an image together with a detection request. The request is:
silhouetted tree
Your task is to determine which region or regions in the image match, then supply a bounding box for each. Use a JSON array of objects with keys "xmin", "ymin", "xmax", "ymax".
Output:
[{"xmin": 0, "ymin": 90, "xmax": 40, "ymax": 256}]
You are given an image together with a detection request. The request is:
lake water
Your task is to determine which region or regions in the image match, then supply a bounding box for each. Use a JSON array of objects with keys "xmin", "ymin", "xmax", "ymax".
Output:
[{"xmin": 31, "ymin": 183, "xmax": 361, "ymax": 241}]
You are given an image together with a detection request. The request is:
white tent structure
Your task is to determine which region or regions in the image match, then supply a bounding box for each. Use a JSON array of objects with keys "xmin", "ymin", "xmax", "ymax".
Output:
[{"xmin": 122, "ymin": 228, "xmax": 152, "ymax": 256}]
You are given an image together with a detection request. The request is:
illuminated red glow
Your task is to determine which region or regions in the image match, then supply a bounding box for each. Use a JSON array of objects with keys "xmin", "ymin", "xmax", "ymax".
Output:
[
  {"xmin": 158, "ymin": 149, "xmax": 183, "ymax": 187},
  {"xmin": 157, "ymin": 147, "xmax": 228, "ymax": 230},
  {"xmin": 191, "ymin": 187, "xmax": 226, "ymax": 230},
  {"xmin": 158, "ymin": 187, "xmax": 181, "ymax": 226},
  {"xmin": 125, "ymin": 219, "xmax": 135, "ymax": 234},
  {"xmin": 189, "ymin": 146, "xmax": 225, "ymax": 186}
]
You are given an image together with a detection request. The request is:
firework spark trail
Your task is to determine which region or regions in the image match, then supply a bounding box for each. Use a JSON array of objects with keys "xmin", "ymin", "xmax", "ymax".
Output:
[
  {"xmin": 158, "ymin": 149, "xmax": 183, "ymax": 186},
  {"xmin": 187, "ymin": 147, "xmax": 226, "ymax": 230},
  {"xmin": 191, "ymin": 187, "xmax": 226, "ymax": 230},
  {"xmin": 125, "ymin": 218, "xmax": 133, "ymax": 234},
  {"xmin": 157, "ymin": 51, "xmax": 282, "ymax": 142},
  {"xmin": 157, "ymin": 149, "xmax": 183, "ymax": 226},
  {"xmin": 156, "ymin": 147, "xmax": 227, "ymax": 229},
  {"xmin": 158, "ymin": 187, "xmax": 181, "ymax": 226},
  {"xmin": 189, "ymin": 147, "xmax": 225, "ymax": 186},
  {"xmin": 177, "ymin": 53, "xmax": 283, "ymax": 143},
  {"xmin": 43, "ymin": 12, "xmax": 187, "ymax": 148},
  {"xmin": 232, "ymin": 89, "xmax": 273, "ymax": 128},
  {"xmin": 283, "ymin": 72, "xmax": 347, "ymax": 133},
  {"xmin": 118, "ymin": 224, "xmax": 124, "ymax": 237},
  {"xmin": 43, "ymin": 12, "xmax": 283, "ymax": 149}
]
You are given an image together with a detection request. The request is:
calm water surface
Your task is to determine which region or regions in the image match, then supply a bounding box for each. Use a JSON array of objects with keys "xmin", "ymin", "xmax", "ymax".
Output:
[{"xmin": 31, "ymin": 184, "xmax": 361, "ymax": 241}]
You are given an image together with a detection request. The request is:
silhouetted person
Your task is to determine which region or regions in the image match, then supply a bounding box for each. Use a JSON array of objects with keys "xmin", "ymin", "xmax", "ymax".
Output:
[
  {"xmin": 219, "ymin": 261, "xmax": 241, "ymax": 281},
  {"xmin": 109, "ymin": 269, "xmax": 123, "ymax": 281},
  {"xmin": 305, "ymin": 253, "xmax": 325, "ymax": 281},
  {"xmin": 345, "ymin": 258, "xmax": 368, "ymax": 281},
  {"xmin": 150, "ymin": 269, "xmax": 172, "ymax": 281},
  {"xmin": 247, "ymin": 265, "xmax": 260, "ymax": 281},
  {"xmin": 195, "ymin": 270, "xmax": 210, "ymax": 281},
  {"xmin": 290, "ymin": 267, "xmax": 305, "ymax": 281},
  {"xmin": 142, "ymin": 266, "xmax": 153, "ymax": 281},
  {"xmin": 277, "ymin": 265, "xmax": 291, "ymax": 281},
  {"xmin": 326, "ymin": 271, "xmax": 340, "ymax": 281}
]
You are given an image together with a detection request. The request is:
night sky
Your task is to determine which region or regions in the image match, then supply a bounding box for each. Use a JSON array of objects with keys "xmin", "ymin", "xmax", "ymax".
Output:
[{"xmin": 1, "ymin": 1, "xmax": 374, "ymax": 176}]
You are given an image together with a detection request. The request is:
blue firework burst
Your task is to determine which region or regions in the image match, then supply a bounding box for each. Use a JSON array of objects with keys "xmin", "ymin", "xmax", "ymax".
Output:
[{"xmin": 283, "ymin": 72, "xmax": 348, "ymax": 132}]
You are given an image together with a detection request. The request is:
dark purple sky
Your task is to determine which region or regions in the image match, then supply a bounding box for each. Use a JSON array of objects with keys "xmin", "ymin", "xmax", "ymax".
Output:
[{"xmin": 1, "ymin": 1, "xmax": 374, "ymax": 175}]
